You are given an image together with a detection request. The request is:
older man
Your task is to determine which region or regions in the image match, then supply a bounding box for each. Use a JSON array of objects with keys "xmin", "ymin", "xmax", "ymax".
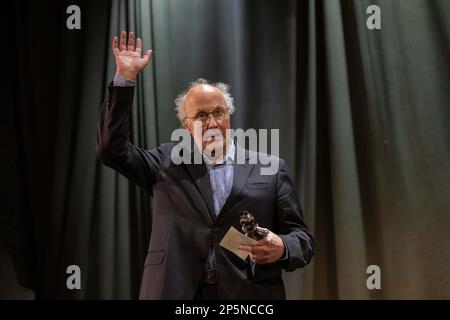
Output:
[{"xmin": 96, "ymin": 31, "xmax": 315, "ymax": 299}]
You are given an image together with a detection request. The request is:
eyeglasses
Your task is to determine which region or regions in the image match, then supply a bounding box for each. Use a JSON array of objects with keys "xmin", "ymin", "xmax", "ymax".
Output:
[{"xmin": 186, "ymin": 107, "xmax": 229, "ymax": 122}]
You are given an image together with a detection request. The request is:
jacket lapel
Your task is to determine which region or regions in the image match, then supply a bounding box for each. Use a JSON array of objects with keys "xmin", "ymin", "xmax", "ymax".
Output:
[
  {"xmin": 216, "ymin": 146, "xmax": 254, "ymax": 220},
  {"xmin": 183, "ymin": 150, "xmax": 215, "ymax": 225},
  {"xmin": 182, "ymin": 144, "xmax": 254, "ymax": 224}
]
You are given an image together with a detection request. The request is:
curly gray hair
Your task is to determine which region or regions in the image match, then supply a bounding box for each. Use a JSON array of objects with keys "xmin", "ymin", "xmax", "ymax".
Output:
[{"xmin": 174, "ymin": 78, "xmax": 235, "ymax": 124}]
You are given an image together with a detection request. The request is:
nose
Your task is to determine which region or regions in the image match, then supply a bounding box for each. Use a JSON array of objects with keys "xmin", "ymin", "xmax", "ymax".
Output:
[{"xmin": 205, "ymin": 113, "xmax": 218, "ymax": 128}]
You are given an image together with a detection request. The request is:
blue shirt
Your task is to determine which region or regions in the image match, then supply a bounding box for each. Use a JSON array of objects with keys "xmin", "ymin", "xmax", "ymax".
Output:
[
  {"xmin": 204, "ymin": 140, "xmax": 235, "ymax": 217},
  {"xmin": 204, "ymin": 140, "xmax": 235, "ymax": 271}
]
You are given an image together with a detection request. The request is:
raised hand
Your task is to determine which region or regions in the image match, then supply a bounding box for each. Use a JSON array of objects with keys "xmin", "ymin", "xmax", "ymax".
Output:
[{"xmin": 113, "ymin": 31, "xmax": 152, "ymax": 80}]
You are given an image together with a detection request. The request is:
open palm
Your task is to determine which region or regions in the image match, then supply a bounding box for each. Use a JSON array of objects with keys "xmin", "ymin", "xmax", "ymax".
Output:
[{"xmin": 113, "ymin": 31, "xmax": 152, "ymax": 80}]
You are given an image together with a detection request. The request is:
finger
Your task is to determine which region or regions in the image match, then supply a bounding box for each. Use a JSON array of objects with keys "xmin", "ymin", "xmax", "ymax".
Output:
[
  {"xmin": 119, "ymin": 31, "xmax": 127, "ymax": 51},
  {"xmin": 143, "ymin": 49, "xmax": 153, "ymax": 62},
  {"xmin": 240, "ymin": 245, "xmax": 268, "ymax": 256},
  {"xmin": 239, "ymin": 245, "xmax": 254, "ymax": 253},
  {"xmin": 127, "ymin": 32, "xmax": 134, "ymax": 51},
  {"xmin": 248, "ymin": 246, "xmax": 268, "ymax": 256},
  {"xmin": 112, "ymin": 36, "xmax": 120, "ymax": 55},
  {"xmin": 135, "ymin": 37, "xmax": 142, "ymax": 54}
]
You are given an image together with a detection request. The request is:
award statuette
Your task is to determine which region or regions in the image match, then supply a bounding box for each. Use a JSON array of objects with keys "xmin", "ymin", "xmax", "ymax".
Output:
[{"xmin": 239, "ymin": 210, "xmax": 269, "ymax": 240}]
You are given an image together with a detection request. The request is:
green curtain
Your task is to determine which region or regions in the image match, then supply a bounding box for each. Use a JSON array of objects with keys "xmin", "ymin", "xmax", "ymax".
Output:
[
  {"xmin": 7, "ymin": 0, "xmax": 449, "ymax": 299},
  {"xmin": 47, "ymin": 0, "xmax": 157, "ymax": 299},
  {"xmin": 303, "ymin": 0, "xmax": 450, "ymax": 299}
]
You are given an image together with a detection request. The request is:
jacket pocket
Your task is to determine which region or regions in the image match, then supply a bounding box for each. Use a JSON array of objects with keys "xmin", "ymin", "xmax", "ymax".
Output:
[{"xmin": 144, "ymin": 250, "xmax": 165, "ymax": 267}]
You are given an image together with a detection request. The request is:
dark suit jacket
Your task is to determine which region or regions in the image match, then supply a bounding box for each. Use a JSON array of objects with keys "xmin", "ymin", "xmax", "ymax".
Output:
[{"xmin": 96, "ymin": 84, "xmax": 315, "ymax": 299}]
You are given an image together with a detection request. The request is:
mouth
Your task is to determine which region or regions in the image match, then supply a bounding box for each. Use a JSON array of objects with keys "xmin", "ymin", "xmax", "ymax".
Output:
[
  {"xmin": 203, "ymin": 128, "xmax": 222, "ymax": 143},
  {"xmin": 201, "ymin": 128, "xmax": 226, "ymax": 161}
]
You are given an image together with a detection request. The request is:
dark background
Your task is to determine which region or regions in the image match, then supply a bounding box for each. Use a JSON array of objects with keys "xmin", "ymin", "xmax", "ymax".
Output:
[{"xmin": 2, "ymin": 0, "xmax": 450, "ymax": 299}]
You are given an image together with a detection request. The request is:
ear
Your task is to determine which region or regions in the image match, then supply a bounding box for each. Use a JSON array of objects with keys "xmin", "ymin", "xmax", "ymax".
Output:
[{"xmin": 183, "ymin": 121, "xmax": 191, "ymax": 133}]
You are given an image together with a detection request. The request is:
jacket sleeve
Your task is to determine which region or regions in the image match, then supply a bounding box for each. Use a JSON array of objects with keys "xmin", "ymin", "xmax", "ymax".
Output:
[
  {"xmin": 276, "ymin": 159, "xmax": 315, "ymax": 271},
  {"xmin": 96, "ymin": 83, "xmax": 165, "ymax": 194}
]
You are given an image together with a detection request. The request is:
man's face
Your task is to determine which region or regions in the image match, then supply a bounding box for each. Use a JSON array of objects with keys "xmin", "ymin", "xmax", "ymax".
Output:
[{"xmin": 184, "ymin": 84, "xmax": 231, "ymax": 159}]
